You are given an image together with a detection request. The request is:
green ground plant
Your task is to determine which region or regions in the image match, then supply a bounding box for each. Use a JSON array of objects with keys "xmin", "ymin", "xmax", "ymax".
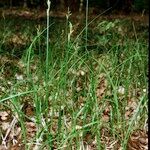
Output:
[{"xmin": 0, "ymin": 2, "xmax": 148, "ymax": 150}]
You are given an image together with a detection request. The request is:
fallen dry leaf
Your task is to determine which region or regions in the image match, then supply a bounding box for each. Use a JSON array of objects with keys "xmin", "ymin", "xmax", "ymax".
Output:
[
  {"xmin": 96, "ymin": 74, "xmax": 107, "ymax": 99},
  {"xmin": 0, "ymin": 145, "xmax": 7, "ymax": 150},
  {"xmin": 127, "ymin": 130, "xmax": 148, "ymax": 150},
  {"xmin": 125, "ymin": 98, "xmax": 138, "ymax": 120},
  {"xmin": 102, "ymin": 115, "xmax": 109, "ymax": 122},
  {"xmin": 0, "ymin": 111, "xmax": 9, "ymax": 121},
  {"xmin": 1, "ymin": 122, "xmax": 10, "ymax": 131},
  {"xmin": 26, "ymin": 122, "xmax": 37, "ymax": 138}
]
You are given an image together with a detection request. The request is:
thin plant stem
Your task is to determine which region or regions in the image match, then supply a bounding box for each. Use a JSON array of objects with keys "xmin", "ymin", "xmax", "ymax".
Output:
[{"xmin": 85, "ymin": 0, "xmax": 88, "ymax": 52}]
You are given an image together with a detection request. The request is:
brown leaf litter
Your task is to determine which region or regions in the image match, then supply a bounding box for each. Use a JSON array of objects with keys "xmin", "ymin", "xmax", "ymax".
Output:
[
  {"xmin": 96, "ymin": 73, "xmax": 107, "ymax": 100},
  {"xmin": 127, "ymin": 129, "xmax": 148, "ymax": 150}
]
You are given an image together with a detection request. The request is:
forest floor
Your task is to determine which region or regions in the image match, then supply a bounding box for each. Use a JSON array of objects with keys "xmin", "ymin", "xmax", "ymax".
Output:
[
  {"xmin": 0, "ymin": 7, "xmax": 149, "ymax": 22},
  {"xmin": 0, "ymin": 7, "xmax": 148, "ymax": 150}
]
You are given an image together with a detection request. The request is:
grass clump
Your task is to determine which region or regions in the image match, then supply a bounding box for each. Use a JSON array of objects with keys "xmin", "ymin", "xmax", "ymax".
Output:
[{"xmin": 0, "ymin": 5, "xmax": 148, "ymax": 150}]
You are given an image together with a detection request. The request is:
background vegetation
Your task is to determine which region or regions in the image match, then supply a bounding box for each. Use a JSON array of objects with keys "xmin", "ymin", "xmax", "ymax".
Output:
[{"xmin": 0, "ymin": 0, "xmax": 149, "ymax": 12}]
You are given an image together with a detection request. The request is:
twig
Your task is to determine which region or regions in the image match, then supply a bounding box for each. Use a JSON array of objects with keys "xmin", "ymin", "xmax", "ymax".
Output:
[{"xmin": 2, "ymin": 116, "xmax": 18, "ymax": 148}]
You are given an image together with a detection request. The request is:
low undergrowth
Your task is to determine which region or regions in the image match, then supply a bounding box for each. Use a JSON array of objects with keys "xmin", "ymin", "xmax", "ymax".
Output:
[{"xmin": 0, "ymin": 11, "xmax": 148, "ymax": 150}]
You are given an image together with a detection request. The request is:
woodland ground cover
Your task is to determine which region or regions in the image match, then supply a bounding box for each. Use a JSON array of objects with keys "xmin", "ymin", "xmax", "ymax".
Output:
[{"xmin": 0, "ymin": 8, "xmax": 148, "ymax": 150}]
